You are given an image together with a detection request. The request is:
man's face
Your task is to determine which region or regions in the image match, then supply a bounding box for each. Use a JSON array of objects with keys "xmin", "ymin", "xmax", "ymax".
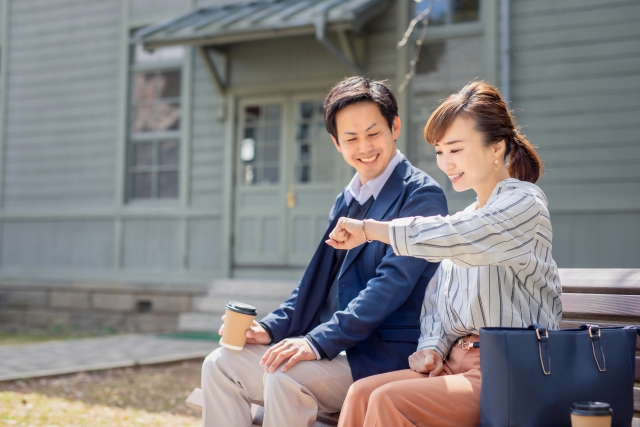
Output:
[{"xmin": 331, "ymin": 101, "xmax": 401, "ymax": 185}]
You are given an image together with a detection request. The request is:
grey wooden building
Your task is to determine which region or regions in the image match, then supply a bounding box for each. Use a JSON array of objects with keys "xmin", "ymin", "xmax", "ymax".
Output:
[{"xmin": 0, "ymin": 0, "xmax": 638, "ymax": 290}]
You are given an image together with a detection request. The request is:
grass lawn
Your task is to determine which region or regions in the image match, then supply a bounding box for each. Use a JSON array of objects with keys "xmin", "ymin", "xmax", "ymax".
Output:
[{"xmin": 0, "ymin": 361, "xmax": 202, "ymax": 427}]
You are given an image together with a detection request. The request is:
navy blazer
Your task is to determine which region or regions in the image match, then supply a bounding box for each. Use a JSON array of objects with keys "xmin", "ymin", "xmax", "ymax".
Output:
[{"xmin": 259, "ymin": 158, "xmax": 448, "ymax": 381}]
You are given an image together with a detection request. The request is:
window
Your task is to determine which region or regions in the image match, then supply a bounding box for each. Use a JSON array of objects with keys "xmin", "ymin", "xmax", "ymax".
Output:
[
  {"xmin": 240, "ymin": 104, "xmax": 282, "ymax": 185},
  {"xmin": 128, "ymin": 44, "xmax": 184, "ymax": 200},
  {"xmin": 415, "ymin": 0, "xmax": 480, "ymax": 26},
  {"xmin": 295, "ymin": 100, "xmax": 334, "ymax": 183}
]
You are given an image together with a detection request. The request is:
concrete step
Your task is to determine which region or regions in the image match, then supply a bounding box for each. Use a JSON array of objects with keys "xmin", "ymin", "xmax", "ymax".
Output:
[
  {"xmin": 179, "ymin": 312, "xmax": 223, "ymax": 333},
  {"xmin": 193, "ymin": 295, "xmax": 288, "ymax": 317},
  {"xmin": 179, "ymin": 279, "xmax": 298, "ymax": 333},
  {"xmin": 204, "ymin": 279, "xmax": 298, "ymax": 298}
]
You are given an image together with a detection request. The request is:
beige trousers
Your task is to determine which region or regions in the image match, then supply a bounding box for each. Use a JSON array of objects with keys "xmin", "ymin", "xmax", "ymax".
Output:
[
  {"xmin": 201, "ymin": 344, "xmax": 353, "ymax": 427},
  {"xmin": 338, "ymin": 335, "xmax": 481, "ymax": 427}
]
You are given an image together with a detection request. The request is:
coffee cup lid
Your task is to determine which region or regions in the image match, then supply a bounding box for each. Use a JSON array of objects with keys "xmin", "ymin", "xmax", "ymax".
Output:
[
  {"xmin": 570, "ymin": 402, "xmax": 613, "ymax": 416},
  {"xmin": 226, "ymin": 301, "xmax": 257, "ymax": 316}
]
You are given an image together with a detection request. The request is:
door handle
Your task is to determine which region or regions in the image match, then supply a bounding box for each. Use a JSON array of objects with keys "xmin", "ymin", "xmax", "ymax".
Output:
[{"xmin": 286, "ymin": 185, "xmax": 296, "ymax": 209}]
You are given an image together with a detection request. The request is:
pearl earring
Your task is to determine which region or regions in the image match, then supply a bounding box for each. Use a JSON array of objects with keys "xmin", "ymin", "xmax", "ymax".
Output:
[{"xmin": 493, "ymin": 160, "xmax": 500, "ymax": 171}]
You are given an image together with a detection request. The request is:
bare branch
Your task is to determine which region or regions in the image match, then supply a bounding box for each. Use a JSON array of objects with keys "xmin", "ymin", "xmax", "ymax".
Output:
[{"xmin": 397, "ymin": 0, "xmax": 434, "ymax": 93}]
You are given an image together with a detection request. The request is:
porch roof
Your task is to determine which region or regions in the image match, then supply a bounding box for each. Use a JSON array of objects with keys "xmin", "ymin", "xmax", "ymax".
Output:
[{"xmin": 133, "ymin": 0, "xmax": 390, "ymax": 50}]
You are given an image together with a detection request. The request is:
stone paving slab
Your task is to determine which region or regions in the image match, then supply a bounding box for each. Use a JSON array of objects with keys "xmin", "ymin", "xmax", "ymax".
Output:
[{"xmin": 0, "ymin": 334, "xmax": 218, "ymax": 382}]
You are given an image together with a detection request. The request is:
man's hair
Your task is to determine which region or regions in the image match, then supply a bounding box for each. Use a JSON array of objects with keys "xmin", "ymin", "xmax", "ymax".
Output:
[{"xmin": 323, "ymin": 76, "xmax": 398, "ymax": 142}]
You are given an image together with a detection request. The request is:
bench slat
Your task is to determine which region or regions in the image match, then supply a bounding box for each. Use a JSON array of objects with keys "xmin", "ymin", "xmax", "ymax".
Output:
[
  {"xmin": 560, "ymin": 293, "xmax": 640, "ymax": 318},
  {"xmin": 559, "ymin": 269, "xmax": 640, "ymax": 295}
]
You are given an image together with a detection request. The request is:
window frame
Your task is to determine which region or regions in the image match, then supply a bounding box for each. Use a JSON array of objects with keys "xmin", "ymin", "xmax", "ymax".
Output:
[{"xmin": 126, "ymin": 43, "xmax": 185, "ymax": 204}]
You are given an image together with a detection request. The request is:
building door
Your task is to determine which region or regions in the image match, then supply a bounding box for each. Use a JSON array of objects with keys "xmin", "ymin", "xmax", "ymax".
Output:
[{"xmin": 233, "ymin": 95, "xmax": 348, "ymax": 269}]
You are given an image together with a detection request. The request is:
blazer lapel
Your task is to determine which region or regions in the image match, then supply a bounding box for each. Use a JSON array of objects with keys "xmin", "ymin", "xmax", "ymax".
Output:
[{"xmin": 338, "ymin": 159, "xmax": 411, "ymax": 278}]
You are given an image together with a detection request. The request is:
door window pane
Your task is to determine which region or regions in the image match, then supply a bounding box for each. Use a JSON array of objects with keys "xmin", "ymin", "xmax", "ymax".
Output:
[
  {"xmin": 295, "ymin": 100, "xmax": 333, "ymax": 184},
  {"xmin": 240, "ymin": 104, "xmax": 281, "ymax": 186}
]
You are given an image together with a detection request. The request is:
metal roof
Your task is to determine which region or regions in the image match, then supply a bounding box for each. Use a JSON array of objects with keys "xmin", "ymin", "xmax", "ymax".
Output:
[{"xmin": 134, "ymin": 0, "xmax": 390, "ymax": 49}]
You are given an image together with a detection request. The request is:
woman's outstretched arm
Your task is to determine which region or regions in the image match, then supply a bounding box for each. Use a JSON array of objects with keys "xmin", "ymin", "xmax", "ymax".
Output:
[{"xmin": 327, "ymin": 189, "xmax": 550, "ymax": 267}]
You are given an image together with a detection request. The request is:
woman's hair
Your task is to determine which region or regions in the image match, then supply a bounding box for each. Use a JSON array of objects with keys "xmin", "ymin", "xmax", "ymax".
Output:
[
  {"xmin": 324, "ymin": 76, "xmax": 398, "ymax": 142},
  {"xmin": 424, "ymin": 81, "xmax": 543, "ymax": 183}
]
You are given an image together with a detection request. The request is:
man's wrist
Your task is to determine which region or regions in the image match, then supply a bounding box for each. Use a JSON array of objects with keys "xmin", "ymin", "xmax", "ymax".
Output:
[
  {"xmin": 305, "ymin": 334, "xmax": 328, "ymax": 359},
  {"xmin": 258, "ymin": 322, "xmax": 274, "ymax": 344}
]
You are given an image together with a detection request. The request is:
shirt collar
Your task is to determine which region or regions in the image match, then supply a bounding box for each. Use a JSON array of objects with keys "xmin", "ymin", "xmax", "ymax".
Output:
[{"xmin": 344, "ymin": 150, "xmax": 404, "ymax": 206}]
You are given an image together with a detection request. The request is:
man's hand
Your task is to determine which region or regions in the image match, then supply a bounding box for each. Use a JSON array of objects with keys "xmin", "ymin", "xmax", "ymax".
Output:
[
  {"xmin": 326, "ymin": 217, "xmax": 366, "ymax": 250},
  {"xmin": 218, "ymin": 316, "xmax": 271, "ymax": 345},
  {"xmin": 408, "ymin": 349, "xmax": 444, "ymax": 377},
  {"xmin": 260, "ymin": 338, "xmax": 317, "ymax": 373}
]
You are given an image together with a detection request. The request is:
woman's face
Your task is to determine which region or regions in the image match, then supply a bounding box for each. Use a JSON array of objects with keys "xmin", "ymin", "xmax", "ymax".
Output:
[{"xmin": 434, "ymin": 116, "xmax": 503, "ymax": 192}]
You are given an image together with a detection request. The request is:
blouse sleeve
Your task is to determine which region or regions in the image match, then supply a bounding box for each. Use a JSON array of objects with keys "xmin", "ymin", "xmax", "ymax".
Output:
[{"xmin": 389, "ymin": 191, "xmax": 550, "ymax": 267}]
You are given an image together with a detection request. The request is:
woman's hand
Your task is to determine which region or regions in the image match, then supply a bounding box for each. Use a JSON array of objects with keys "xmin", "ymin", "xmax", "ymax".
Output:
[
  {"xmin": 326, "ymin": 217, "xmax": 366, "ymax": 250},
  {"xmin": 408, "ymin": 349, "xmax": 444, "ymax": 377}
]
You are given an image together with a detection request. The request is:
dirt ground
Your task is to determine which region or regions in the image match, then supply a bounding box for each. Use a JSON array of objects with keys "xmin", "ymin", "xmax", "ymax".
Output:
[{"xmin": 0, "ymin": 360, "xmax": 203, "ymax": 427}]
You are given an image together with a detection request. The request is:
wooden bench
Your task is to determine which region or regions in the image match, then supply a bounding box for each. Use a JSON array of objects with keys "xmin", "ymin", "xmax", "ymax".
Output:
[
  {"xmin": 558, "ymin": 269, "xmax": 640, "ymax": 426},
  {"xmin": 189, "ymin": 269, "xmax": 640, "ymax": 426}
]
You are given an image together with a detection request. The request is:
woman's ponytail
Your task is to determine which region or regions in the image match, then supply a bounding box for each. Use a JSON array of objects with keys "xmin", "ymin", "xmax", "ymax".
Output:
[{"xmin": 507, "ymin": 133, "xmax": 544, "ymax": 184}]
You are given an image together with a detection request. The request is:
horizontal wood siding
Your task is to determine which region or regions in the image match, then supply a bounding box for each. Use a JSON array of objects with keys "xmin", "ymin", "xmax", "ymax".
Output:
[
  {"xmin": 129, "ymin": 0, "xmax": 190, "ymax": 24},
  {"xmin": 551, "ymin": 213, "xmax": 640, "ymax": 268},
  {"xmin": 511, "ymin": 0, "xmax": 640, "ymax": 211},
  {"xmin": 2, "ymin": 0, "xmax": 120, "ymax": 211},
  {"xmin": 190, "ymin": 51, "xmax": 225, "ymax": 207},
  {"xmin": 1, "ymin": 221, "xmax": 113, "ymax": 268},
  {"xmin": 364, "ymin": 2, "xmax": 397, "ymax": 81}
]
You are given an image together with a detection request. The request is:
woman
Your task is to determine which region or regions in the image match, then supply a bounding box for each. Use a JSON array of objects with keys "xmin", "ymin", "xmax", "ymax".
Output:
[{"xmin": 326, "ymin": 81, "xmax": 562, "ymax": 427}]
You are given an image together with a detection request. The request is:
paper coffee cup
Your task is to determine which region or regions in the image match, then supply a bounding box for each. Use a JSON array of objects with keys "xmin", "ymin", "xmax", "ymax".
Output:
[
  {"xmin": 219, "ymin": 301, "xmax": 257, "ymax": 351},
  {"xmin": 570, "ymin": 402, "xmax": 612, "ymax": 427}
]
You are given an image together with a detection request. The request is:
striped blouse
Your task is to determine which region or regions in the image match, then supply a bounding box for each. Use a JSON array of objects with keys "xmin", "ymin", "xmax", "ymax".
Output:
[{"xmin": 389, "ymin": 178, "xmax": 562, "ymax": 358}]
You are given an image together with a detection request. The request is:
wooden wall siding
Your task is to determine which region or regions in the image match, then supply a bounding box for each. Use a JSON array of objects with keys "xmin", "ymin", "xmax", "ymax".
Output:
[
  {"xmin": 510, "ymin": 0, "xmax": 640, "ymax": 211},
  {"xmin": 363, "ymin": 3, "xmax": 397, "ymax": 80},
  {"xmin": 129, "ymin": 0, "xmax": 190, "ymax": 24},
  {"xmin": 188, "ymin": 218, "xmax": 222, "ymax": 270},
  {"xmin": 190, "ymin": 51, "xmax": 225, "ymax": 207},
  {"xmin": 227, "ymin": 36, "xmax": 353, "ymax": 88},
  {"xmin": 0, "ymin": 221, "xmax": 113, "ymax": 268},
  {"xmin": 2, "ymin": 0, "xmax": 120, "ymax": 211},
  {"xmin": 551, "ymin": 212, "xmax": 640, "ymax": 268},
  {"xmin": 122, "ymin": 220, "xmax": 180, "ymax": 270}
]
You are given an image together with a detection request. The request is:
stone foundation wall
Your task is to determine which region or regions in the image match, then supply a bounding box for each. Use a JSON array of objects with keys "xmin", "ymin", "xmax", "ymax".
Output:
[{"xmin": 0, "ymin": 281, "xmax": 207, "ymax": 333}]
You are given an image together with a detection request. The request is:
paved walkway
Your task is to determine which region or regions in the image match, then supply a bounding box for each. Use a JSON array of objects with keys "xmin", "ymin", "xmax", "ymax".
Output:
[{"xmin": 0, "ymin": 334, "xmax": 218, "ymax": 382}]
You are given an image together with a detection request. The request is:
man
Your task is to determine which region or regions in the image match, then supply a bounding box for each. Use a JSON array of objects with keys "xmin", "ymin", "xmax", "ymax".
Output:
[{"xmin": 201, "ymin": 76, "xmax": 448, "ymax": 427}]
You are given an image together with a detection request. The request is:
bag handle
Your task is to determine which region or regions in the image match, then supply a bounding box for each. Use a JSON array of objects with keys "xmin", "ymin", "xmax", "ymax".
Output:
[{"xmin": 529, "ymin": 324, "xmax": 551, "ymax": 375}]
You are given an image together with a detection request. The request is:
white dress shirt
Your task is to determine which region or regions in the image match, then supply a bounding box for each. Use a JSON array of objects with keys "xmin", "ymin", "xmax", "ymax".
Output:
[
  {"xmin": 389, "ymin": 178, "xmax": 562, "ymax": 358},
  {"xmin": 344, "ymin": 150, "xmax": 404, "ymax": 206}
]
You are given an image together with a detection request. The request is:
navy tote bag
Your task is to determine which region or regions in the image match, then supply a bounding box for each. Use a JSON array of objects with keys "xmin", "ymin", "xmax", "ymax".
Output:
[{"xmin": 478, "ymin": 324, "xmax": 638, "ymax": 427}]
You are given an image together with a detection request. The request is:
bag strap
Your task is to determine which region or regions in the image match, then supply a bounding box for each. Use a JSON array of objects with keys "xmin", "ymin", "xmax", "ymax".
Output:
[
  {"xmin": 529, "ymin": 324, "xmax": 551, "ymax": 375},
  {"xmin": 587, "ymin": 325, "xmax": 606, "ymax": 372}
]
